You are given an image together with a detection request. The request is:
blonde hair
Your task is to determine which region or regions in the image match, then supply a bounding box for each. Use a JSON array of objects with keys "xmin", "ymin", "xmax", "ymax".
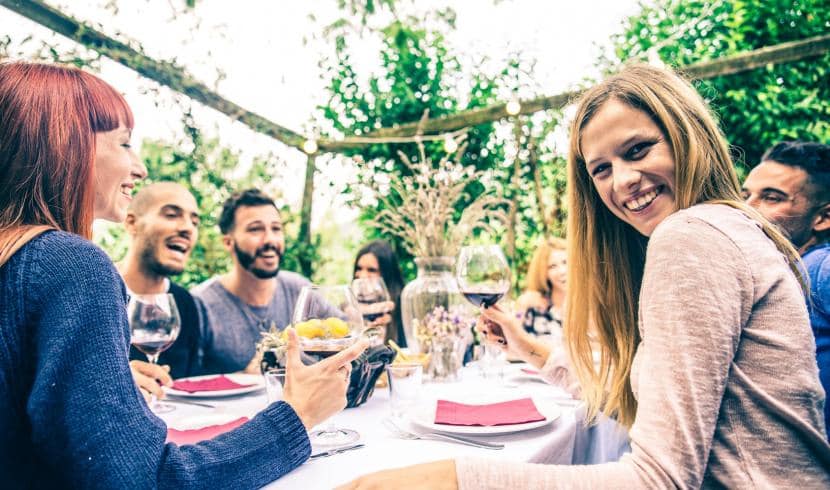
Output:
[
  {"xmin": 565, "ymin": 64, "xmax": 803, "ymax": 428},
  {"xmin": 525, "ymin": 237, "xmax": 567, "ymax": 296}
]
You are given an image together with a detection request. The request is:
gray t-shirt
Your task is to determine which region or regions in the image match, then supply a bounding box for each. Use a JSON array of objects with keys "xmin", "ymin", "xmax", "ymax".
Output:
[{"xmin": 192, "ymin": 271, "xmax": 312, "ymax": 374}]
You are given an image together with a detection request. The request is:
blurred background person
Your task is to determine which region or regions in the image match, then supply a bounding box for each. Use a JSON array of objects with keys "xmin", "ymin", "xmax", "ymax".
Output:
[
  {"xmin": 515, "ymin": 237, "xmax": 568, "ymax": 337},
  {"xmin": 353, "ymin": 240, "xmax": 406, "ymax": 346}
]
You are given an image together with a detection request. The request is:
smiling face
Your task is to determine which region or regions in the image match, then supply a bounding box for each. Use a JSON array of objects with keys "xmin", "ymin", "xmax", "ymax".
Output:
[
  {"xmin": 131, "ymin": 186, "xmax": 200, "ymax": 277},
  {"xmin": 93, "ymin": 125, "xmax": 147, "ymax": 222},
  {"xmin": 581, "ymin": 99, "xmax": 677, "ymax": 237},
  {"xmin": 225, "ymin": 204, "xmax": 285, "ymax": 279}
]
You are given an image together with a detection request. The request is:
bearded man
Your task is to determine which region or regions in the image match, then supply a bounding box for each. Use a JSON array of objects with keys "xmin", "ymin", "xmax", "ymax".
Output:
[
  {"xmin": 119, "ymin": 182, "xmax": 204, "ymax": 400},
  {"xmin": 192, "ymin": 189, "xmax": 330, "ymax": 374}
]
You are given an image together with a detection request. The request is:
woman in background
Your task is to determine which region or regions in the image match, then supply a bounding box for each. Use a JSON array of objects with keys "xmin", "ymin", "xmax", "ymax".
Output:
[
  {"xmin": 353, "ymin": 240, "xmax": 407, "ymax": 346},
  {"xmin": 515, "ymin": 237, "xmax": 568, "ymax": 336}
]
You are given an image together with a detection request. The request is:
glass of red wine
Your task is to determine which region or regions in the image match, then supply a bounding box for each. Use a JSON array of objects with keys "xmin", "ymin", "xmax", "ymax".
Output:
[
  {"xmin": 128, "ymin": 293, "xmax": 181, "ymax": 414},
  {"xmin": 456, "ymin": 245, "xmax": 511, "ymax": 341},
  {"xmin": 292, "ymin": 285, "xmax": 365, "ymax": 448},
  {"xmin": 351, "ymin": 277, "xmax": 392, "ymax": 343}
]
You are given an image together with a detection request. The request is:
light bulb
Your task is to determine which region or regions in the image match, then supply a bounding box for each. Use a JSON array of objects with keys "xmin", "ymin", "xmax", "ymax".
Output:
[
  {"xmin": 302, "ymin": 139, "xmax": 318, "ymax": 154},
  {"xmin": 443, "ymin": 135, "xmax": 459, "ymax": 153},
  {"xmin": 505, "ymin": 98, "xmax": 521, "ymax": 116}
]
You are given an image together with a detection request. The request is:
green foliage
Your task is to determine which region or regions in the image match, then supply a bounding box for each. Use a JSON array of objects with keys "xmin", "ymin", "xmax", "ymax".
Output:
[
  {"xmin": 319, "ymin": 9, "xmax": 562, "ymax": 287},
  {"xmin": 608, "ymin": 0, "xmax": 830, "ymax": 167},
  {"xmin": 95, "ymin": 113, "xmax": 313, "ymax": 289}
]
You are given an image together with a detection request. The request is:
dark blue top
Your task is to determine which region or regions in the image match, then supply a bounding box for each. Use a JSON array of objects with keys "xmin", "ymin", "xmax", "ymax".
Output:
[
  {"xmin": 803, "ymin": 242, "xmax": 830, "ymax": 438},
  {"xmin": 0, "ymin": 231, "xmax": 310, "ymax": 488}
]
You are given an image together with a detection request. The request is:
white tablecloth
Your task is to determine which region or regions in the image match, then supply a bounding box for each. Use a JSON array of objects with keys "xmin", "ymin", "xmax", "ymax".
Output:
[{"xmin": 161, "ymin": 366, "xmax": 630, "ymax": 489}]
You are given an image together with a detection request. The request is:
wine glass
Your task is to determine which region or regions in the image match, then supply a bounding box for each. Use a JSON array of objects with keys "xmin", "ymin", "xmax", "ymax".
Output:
[
  {"xmin": 292, "ymin": 284, "xmax": 365, "ymax": 447},
  {"xmin": 456, "ymin": 245, "xmax": 511, "ymax": 339},
  {"xmin": 351, "ymin": 277, "xmax": 392, "ymax": 343},
  {"xmin": 128, "ymin": 293, "xmax": 181, "ymax": 414}
]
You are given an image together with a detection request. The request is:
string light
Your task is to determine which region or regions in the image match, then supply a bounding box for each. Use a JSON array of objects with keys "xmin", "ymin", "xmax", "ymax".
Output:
[
  {"xmin": 302, "ymin": 138, "xmax": 318, "ymax": 154},
  {"xmin": 505, "ymin": 97, "xmax": 521, "ymax": 116}
]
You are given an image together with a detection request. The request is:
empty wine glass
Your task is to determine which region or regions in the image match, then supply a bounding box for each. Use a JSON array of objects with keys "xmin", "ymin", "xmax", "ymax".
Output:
[
  {"xmin": 128, "ymin": 293, "xmax": 181, "ymax": 414},
  {"xmin": 351, "ymin": 277, "xmax": 392, "ymax": 343},
  {"xmin": 456, "ymin": 245, "xmax": 511, "ymax": 339},
  {"xmin": 292, "ymin": 284, "xmax": 364, "ymax": 447}
]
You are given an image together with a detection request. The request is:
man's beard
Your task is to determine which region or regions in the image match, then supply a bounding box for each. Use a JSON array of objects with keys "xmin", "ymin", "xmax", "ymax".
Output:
[
  {"xmin": 139, "ymin": 237, "xmax": 185, "ymax": 278},
  {"xmin": 234, "ymin": 242, "xmax": 282, "ymax": 279}
]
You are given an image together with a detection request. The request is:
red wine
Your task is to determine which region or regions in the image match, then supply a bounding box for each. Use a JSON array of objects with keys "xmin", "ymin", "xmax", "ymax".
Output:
[
  {"xmin": 131, "ymin": 332, "xmax": 175, "ymax": 356},
  {"xmin": 462, "ymin": 290, "xmax": 505, "ymax": 308},
  {"xmin": 358, "ymin": 300, "xmax": 391, "ymax": 322}
]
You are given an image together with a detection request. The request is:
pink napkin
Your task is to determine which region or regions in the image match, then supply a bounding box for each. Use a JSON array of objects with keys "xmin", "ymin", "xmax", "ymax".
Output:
[
  {"xmin": 434, "ymin": 398, "xmax": 546, "ymax": 426},
  {"xmin": 172, "ymin": 375, "xmax": 254, "ymax": 393},
  {"xmin": 521, "ymin": 368, "xmax": 540, "ymax": 375},
  {"xmin": 167, "ymin": 417, "xmax": 249, "ymax": 445}
]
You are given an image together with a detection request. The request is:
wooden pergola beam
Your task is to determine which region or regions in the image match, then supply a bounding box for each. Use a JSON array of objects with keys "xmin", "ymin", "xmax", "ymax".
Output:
[
  {"xmin": 3, "ymin": 1, "xmax": 828, "ymax": 152},
  {"xmin": 358, "ymin": 32, "xmax": 830, "ymax": 138}
]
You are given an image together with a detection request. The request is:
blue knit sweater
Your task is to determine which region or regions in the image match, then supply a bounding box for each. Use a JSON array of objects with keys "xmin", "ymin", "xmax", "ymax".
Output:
[{"xmin": 0, "ymin": 231, "xmax": 310, "ymax": 488}]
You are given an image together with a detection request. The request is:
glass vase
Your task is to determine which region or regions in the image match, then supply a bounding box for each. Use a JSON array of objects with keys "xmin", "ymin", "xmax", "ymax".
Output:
[{"xmin": 400, "ymin": 256, "xmax": 475, "ymax": 380}]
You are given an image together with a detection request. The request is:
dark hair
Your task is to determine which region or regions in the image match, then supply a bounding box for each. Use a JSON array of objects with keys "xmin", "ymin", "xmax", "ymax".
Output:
[
  {"xmin": 353, "ymin": 240, "xmax": 406, "ymax": 344},
  {"xmin": 218, "ymin": 189, "xmax": 277, "ymax": 234},
  {"xmin": 762, "ymin": 141, "xmax": 830, "ymax": 205}
]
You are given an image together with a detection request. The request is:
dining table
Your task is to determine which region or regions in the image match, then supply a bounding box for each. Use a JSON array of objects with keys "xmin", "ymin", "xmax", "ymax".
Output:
[{"xmin": 160, "ymin": 364, "xmax": 630, "ymax": 489}]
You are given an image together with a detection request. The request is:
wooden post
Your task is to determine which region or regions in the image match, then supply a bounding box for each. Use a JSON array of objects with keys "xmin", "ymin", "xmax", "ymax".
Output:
[{"xmin": 297, "ymin": 153, "xmax": 316, "ymax": 278}]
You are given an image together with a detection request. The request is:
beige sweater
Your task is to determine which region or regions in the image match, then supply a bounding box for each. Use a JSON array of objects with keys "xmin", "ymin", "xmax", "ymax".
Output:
[{"xmin": 457, "ymin": 204, "xmax": 830, "ymax": 489}]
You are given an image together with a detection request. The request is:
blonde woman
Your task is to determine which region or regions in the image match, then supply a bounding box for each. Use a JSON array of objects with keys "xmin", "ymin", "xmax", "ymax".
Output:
[
  {"xmin": 516, "ymin": 237, "xmax": 568, "ymax": 335},
  {"xmin": 339, "ymin": 64, "xmax": 830, "ymax": 489}
]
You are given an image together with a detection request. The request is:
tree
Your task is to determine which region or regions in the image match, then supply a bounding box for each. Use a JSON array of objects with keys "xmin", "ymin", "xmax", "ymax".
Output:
[{"xmin": 608, "ymin": 0, "xmax": 830, "ymax": 167}]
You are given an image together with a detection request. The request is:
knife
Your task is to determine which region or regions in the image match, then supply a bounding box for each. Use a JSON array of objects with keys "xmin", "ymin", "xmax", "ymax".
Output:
[{"xmin": 309, "ymin": 443, "xmax": 366, "ymax": 459}]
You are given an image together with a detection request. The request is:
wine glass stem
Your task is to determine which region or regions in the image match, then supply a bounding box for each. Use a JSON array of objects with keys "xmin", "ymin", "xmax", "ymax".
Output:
[{"xmin": 147, "ymin": 353, "xmax": 161, "ymax": 409}]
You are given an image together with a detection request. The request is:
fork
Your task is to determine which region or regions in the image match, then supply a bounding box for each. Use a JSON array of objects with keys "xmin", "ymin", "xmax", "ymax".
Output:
[{"xmin": 383, "ymin": 418, "xmax": 504, "ymax": 450}]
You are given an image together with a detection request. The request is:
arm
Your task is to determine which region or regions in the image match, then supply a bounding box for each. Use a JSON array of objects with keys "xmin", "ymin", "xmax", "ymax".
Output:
[{"xmin": 27, "ymin": 239, "xmax": 310, "ymax": 489}]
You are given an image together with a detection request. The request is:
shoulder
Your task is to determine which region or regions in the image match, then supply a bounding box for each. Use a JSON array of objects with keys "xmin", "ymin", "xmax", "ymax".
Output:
[
  {"xmin": 190, "ymin": 277, "xmax": 222, "ymax": 301},
  {"xmin": 27, "ymin": 231, "xmax": 120, "ymax": 281},
  {"xmin": 276, "ymin": 271, "xmax": 312, "ymax": 292},
  {"xmin": 517, "ymin": 291, "xmax": 547, "ymax": 311}
]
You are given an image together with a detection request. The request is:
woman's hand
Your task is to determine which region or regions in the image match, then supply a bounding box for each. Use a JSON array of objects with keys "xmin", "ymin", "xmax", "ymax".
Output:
[
  {"xmin": 282, "ymin": 328, "xmax": 368, "ymax": 430},
  {"xmin": 335, "ymin": 460, "xmax": 458, "ymax": 490},
  {"xmin": 478, "ymin": 305, "xmax": 551, "ymax": 369},
  {"xmin": 129, "ymin": 360, "xmax": 172, "ymax": 402}
]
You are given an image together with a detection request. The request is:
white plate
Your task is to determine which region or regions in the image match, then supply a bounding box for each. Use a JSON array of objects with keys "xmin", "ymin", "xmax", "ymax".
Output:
[
  {"xmin": 166, "ymin": 373, "xmax": 264, "ymax": 398},
  {"xmin": 408, "ymin": 396, "xmax": 561, "ymax": 436}
]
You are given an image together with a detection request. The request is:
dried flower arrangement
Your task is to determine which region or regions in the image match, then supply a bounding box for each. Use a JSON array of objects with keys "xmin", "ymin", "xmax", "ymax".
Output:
[
  {"xmin": 257, "ymin": 324, "xmax": 288, "ymax": 371},
  {"xmin": 412, "ymin": 305, "xmax": 473, "ymax": 345},
  {"xmin": 364, "ymin": 136, "xmax": 509, "ymax": 258}
]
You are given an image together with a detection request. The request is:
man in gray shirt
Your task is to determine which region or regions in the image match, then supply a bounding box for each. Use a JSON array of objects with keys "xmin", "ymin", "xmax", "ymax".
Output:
[{"xmin": 192, "ymin": 189, "xmax": 319, "ymax": 374}]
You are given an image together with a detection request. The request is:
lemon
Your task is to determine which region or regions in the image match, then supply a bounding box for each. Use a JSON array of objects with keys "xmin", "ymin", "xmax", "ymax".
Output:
[
  {"xmin": 295, "ymin": 319, "xmax": 326, "ymax": 339},
  {"xmin": 324, "ymin": 317, "xmax": 350, "ymax": 338}
]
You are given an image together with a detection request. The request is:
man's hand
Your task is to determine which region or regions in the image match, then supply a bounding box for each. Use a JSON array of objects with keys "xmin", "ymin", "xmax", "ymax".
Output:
[
  {"xmin": 335, "ymin": 460, "xmax": 458, "ymax": 490},
  {"xmin": 281, "ymin": 328, "xmax": 369, "ymax": 429},
  {"xmin": 129, "ymin": 360, "xmax": 173, "ymax": 401}
]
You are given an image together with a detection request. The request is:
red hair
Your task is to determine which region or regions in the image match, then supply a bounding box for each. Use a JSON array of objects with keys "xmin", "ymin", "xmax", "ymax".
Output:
[{"xmin": 0, "ymin": 61, "xmax": 133, "ymax": 239}]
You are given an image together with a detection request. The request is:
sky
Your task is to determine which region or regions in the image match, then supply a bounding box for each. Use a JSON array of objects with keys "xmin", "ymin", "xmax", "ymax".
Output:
[{"xmin": 0, "ymin": 0, "xmax": 641, "ymax": 229}]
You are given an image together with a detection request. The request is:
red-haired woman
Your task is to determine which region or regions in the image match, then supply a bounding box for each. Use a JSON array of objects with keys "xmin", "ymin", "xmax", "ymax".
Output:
[{"xmin": 0, "ymin": 61, "xmax": 365, "ymax": 487}]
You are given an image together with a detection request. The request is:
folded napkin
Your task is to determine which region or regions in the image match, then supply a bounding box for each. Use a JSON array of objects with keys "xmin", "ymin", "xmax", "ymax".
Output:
[
  {"xmin": 434, "ymin": 397, "xmax": 546, "ymax": 426},
  {"xmin": 521, "ymin": 368, "xmax": 540, "ymax": 375},
  {"xmin": 172, "ymin": 375, "xmax": 254, "ymax": 393},
  {"xmin": 167, "ymin": 417, "xmax": 249, "ymax": 445}
]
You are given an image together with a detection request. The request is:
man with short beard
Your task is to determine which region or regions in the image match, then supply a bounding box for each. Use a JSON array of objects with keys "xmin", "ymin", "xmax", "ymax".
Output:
[
  {"xmin": 192, "ymin": 189, "xmax": 336, "ymax": 374},
  {"xmin": 118, "ymin": 182, "xmax": 204, "ymax": 400}
]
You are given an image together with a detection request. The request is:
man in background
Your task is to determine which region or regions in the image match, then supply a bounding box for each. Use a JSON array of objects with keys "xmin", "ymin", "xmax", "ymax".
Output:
[
  {"xmin": 743, "ymin": 140, "xmax": 830, "ymax": 436},
  {"xmin": 119, "ymin": 182, "xmax": 204, "ymax": 400}
]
